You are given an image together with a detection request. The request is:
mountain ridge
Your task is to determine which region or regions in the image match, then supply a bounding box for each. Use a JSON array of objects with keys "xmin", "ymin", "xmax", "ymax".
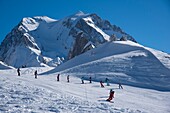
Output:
[{"xmin": 0, "ymin": 12, "xmax": 136, "ymax": 67}]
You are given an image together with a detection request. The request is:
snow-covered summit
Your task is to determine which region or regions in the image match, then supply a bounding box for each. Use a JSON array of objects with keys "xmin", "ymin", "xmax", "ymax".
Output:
[{"xmin": 0, "ymin": 12, "xmax": 136, "ymax": 68}]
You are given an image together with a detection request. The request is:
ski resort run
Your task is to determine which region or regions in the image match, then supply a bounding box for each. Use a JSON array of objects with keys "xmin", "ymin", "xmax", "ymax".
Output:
[
  {"xmin": 0, "ymin": 67, "xmax": 170, "ymax": 113},
  {"xmin": 0, "ymin": 12, "xmax": 170, "ymax": 113}
]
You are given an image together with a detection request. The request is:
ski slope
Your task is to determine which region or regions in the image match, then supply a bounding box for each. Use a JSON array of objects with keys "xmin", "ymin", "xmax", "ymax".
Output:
[
  {"xmin": 45, "ymin": 41, "xmax": 170, "ymax": 91},
  {"xmin": 0, "ymin": 67, "xmax": 170, "ymax": 113}
]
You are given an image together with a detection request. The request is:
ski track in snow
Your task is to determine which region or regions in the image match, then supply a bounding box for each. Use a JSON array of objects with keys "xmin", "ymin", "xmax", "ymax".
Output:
[{"xmin": 0, "ymin": 68, "xmax": 170, "ymax": 113}]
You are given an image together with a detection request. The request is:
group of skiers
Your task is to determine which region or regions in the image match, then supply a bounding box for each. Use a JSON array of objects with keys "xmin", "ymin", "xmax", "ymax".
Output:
[
  {"xmin": 56, "ymin": 74, "xmax": 70, "ymax": 82},
  {"xmin": 81, "ymin": 76, "xmax": 123, "ymax": 102},
  {"xmin": 17, "ymin": 68, "xmax": 122, "ymax": 102},
  {"xmin": 81, "ymin": 76, "xmax": 123, "ymax": 89},
  {"xmin": 17, "ymin": 68, "xmax": 38, "ymax": 79}
]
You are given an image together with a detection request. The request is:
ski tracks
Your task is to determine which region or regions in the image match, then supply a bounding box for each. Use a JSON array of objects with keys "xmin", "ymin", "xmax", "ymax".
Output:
[{"xmin": 0, "ymin": 74, "xmax": 149, "ymax": 113}]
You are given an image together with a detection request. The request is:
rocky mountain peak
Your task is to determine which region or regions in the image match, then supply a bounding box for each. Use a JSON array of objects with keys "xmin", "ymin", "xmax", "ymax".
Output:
[{"xmin": 0, "ymin": 12, "xmax": 137, "ymax": 68}]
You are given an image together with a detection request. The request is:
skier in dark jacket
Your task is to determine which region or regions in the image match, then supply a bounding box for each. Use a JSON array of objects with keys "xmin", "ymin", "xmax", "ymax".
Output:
[
  {"xmin": 57, "ymin": 74, "xmax": 60, "ymax": 81},
  {"xmin": 118, "ymin": 83, "xmax": 123, "ymax": 89},
  {"xmin": 100, "ymin": 81, "xmax": 104, "ymax": 87},
  {"xmin": 106, "ymin": 89, "xmax": 115, "ymax": 102},
  {"xmin": 89, "ymin": 77, "xmax": 92, "ymax": 83},
  {"xmin": 17, "ymin": 68, "xmax": 20, "ymax": 76},
  {"xmin": 67, "ymin": 75, "xmax": 69, "ymax": 82},
  {"xmin": 34, "ymin": 70, "xmax": 38, "ymax": 79}
]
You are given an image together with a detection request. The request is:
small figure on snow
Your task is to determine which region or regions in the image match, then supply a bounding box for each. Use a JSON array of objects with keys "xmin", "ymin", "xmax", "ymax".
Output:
[
  {"xmin": 34, "ymin": 70, "xmax": 38, "ymax": 79},
  {"xmin": 81, "ymin": 77, "xmax": 84, "ymax": 84},
  {"xmin": 17, "ymin": 68, "xmax": 21, "ymax": 76},
  {"xmin": 89, "ymin": 76, "xmax": 92, "ymax": 83},
  {"xmin": 105, "ymin": 78, "xmax": 110, "ymax": 86},
  {"xmin": 118, "ymin": 83, "xmax": 123, "ymax": 89},
  {"xmin": 106, "ymin": 89, "xmax": 115, "ymax": 102},
  {"xmin": 67, "ymin": 75, "xmax": 70, "ymax": 82},
  {"xmin": 100, "ymin": 81, "xmax": 104, "ymax": 88},
  {"xmin": 57, "ymin": 74, "xmax": 60, "ymax": 81}
]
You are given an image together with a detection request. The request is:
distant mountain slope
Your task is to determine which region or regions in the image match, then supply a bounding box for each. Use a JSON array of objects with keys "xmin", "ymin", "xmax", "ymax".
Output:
[
  {"xmin": 47, "ymin": 41, "xmax": 170, "ymax": 91},
  {"xmin": 0, "ymin": 61, "xmax": 13, "ymax": 69},
  {"xmin": 0, "ymin": 11, "xmax": 136, "ymax": 68}
]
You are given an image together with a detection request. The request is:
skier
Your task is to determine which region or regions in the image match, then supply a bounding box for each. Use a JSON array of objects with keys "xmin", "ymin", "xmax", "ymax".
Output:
[
  {"xmin": 17, "ymin": 68, "xmax": 20, "ymax": 76},
  {"xmin": 67, "ymin": 75, "xmax": 69, "ymax": 82},
  {"xmin": 106, "ymin": 89, "xmax": 115, "ymax": 102},
  {"xmin": 89, "ymin": 76, "xmax": 92, "ymax": 83},
  {"xmin": 81, "ymin": 77, "xmax": 84, "ymax": 84},
  {"xmin": 105, "ymin": 78, "xmax": 110, "ymax": 86},
  {"xmin": 100, "ymin": 81, "xmax": 104, "ymax": 88},
  {"xmin": 118, "ymin": 83, "xmax": 123, "ymax": 89},
  {"xmin": 34, "ymin": 70, "xmax": 38, "ymax": 79},
  {"xmin": 57, "ymin": 74, "xmax": 60, "ymax": 81}
]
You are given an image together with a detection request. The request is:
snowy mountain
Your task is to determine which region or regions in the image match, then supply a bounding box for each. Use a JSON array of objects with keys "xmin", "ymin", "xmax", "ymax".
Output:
[
  {"xmin": 0, "ymin": 11, "xmax": 136, "ymax": 68},
  {"xmin": 45, "ymin": 41, "xmax": 170, "ymax": 91},
  {"xmin": 0, "ymin": 11, "xmax": 170, "ymax": 113}
]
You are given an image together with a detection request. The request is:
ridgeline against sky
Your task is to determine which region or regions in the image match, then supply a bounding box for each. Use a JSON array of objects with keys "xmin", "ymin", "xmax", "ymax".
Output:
[{"xmin": 0, "ymin": 0, "xmax": 170, "ymax": 53}]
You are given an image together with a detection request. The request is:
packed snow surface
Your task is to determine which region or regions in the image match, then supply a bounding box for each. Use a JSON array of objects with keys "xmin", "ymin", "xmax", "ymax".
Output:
[{"xmin": 0, "ymin": 67, "xmax": 170, "ymax": 113}]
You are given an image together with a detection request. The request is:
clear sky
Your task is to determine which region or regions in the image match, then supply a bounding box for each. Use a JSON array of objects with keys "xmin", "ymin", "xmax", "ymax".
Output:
[{"xmin": 0, "ymin": 0, "xmax": 170, "ymax": 53}]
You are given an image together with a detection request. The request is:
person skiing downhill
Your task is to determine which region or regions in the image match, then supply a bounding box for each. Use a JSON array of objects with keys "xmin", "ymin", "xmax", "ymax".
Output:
[
  {"xmin": 67, "ymin": 75, "xmax": 69, "ymax": 82},
  {"xmin": 17, "ymin": 68, "xmax": 20, "ymax": 76},
  {"xmin": 105, "ymin": 78, "xmax": 110, "ymax": 86},
  {"xmin": 118, "ymin": 83, "xmax": 123, "ymax": 89},
  {"xmin": 81, "ymin": 77, "xmax": 84, "ymax": 84},
  {"xmin": 106, "ymin": 89, "xmax": 115, "ymax": 102},
  {"xmin": 34, "ymin": 70, "xmax": 38, "ymax": 79},
  {"xmin": 89, "ymin": 76, "xmax": 92, "ymax": 83},
  {"xmin": 57, "ymin": 74, "xmax": 60, "ymax": 81},
  {"xmin": 100, "ymin": 81, "xmax": 104, "ymax": 87}
]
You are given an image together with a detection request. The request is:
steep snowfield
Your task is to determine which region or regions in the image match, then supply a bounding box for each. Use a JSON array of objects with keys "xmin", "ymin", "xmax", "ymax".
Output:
[
  {"xmin": 0, "ymin": 68, "xmax": 170, "ymax": 113},
  {"xmin": 144, "ymin": 47, "xmax": 170, "ymax": 69},
  {"xmin": 46, "ymin": 41, "xmax": 170, "ymax": 91}
]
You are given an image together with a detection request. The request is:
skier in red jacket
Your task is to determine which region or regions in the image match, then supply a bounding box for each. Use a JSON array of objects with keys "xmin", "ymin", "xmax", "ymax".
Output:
[{"xmin": 106, "ymin": 89, "xmax": 115, "ymax": 102}]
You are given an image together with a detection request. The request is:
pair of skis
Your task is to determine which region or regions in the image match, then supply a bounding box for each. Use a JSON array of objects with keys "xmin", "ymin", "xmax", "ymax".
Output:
[{"xmin": 98, "ymin": 99, "xmax": 114, "ymax": 103}]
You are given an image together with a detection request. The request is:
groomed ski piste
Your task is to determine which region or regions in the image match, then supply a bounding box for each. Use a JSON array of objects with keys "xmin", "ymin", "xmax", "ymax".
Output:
[
  {"xmin": 0, "ymin": 41, "xmax": 170, "ymax": 113},
  {"xmin": 0, "ymin": 67, "xmax": 170, "ymax": 113}
]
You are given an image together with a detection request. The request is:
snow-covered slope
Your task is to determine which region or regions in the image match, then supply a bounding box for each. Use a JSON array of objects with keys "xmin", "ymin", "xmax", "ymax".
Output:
[
  {"xmin": 0, "ymin": 68, "xmax": 170, "ymax": 113},
  {"xmin": 0, "ymin": 61, "xmax": 13, "ymax": 69},
  {"xmin": 0, "ymin": 11, "xmax": 136, "ymax": 68},
  {"xmin": 46, "ymin": 41, "xmax": 170, "ymax": 91}
]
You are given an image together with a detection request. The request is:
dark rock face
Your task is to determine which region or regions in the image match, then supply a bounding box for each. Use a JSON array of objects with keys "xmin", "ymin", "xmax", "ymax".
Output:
[{"xmin": 69, "ymin": 32, "xmax": 89, "ymax": 59}]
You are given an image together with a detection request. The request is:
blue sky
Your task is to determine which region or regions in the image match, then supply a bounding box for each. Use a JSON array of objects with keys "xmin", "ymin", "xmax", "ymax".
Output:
[{"xmin": 0, "ymin": 0, "xmax": 170, "ymax": 53}]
